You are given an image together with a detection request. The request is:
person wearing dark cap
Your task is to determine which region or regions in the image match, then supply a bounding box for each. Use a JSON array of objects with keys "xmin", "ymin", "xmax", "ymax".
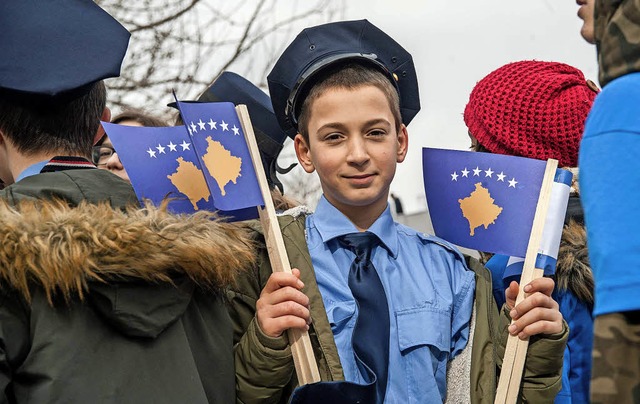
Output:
[
  {"xmin": 0, "ymin": 2, "xmax": 253, "ymax": 402},
  {"xmin": 195, "ymin": 71, "xmax": 299, "ymax": 210},
  {"xmin": 227, "ymin": 19, "xmax": 566, "ymax": 404},
  {"xmin": 576, "ymin": 1, "xmax": 640, "ymax": 402},
  {"xmin": 464, "ymin": 60, "xmax": 598, "ymax": 404},
  {"xmin": 172, "ymin": 71, "xmax": 299, "ymax": 211}
]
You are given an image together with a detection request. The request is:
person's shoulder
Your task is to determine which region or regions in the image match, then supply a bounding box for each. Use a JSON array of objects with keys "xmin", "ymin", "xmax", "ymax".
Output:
[
  {"xmin": 594, "ymin": 73, "xmax": 640, "ymax": 106},
  {"xmin": 586, "ymin": 72, "xmax": 640, "ymax": 135},
  {"xmin": 396, "ymin": 223, "xmax": 468, "ymax": 264},
  {"xmin": 245, "ymin": 205, "xmax": 311, "ymax": 239},
  {"xmin": 1, "ymin": 170, "xmax": 137, "ymax": 207},
  {"xmin": 601, "ymin": 72, "xmax": 640, "ymax": 93}
]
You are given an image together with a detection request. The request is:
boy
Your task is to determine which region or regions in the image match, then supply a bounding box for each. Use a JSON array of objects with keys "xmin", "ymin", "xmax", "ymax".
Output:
[
  {"xmin": 0, "ymin": 2, "xmax": 253, "ymax": 402},
  {"xmin": 229, "ymin": 20, "xmax": 567, "ymax": 403}
]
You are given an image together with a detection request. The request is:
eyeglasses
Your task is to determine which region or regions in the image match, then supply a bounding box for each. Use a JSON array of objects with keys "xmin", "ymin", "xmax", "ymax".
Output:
[{"xmin": 92, "ymin": 145, "xmax": 116, "ymax": 166}]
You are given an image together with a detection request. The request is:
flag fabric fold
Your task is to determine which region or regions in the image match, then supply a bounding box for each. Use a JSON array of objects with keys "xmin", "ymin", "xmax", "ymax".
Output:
[{"xmin": 503, "ymin": 168, "xmax": 572, "ymax": 277}]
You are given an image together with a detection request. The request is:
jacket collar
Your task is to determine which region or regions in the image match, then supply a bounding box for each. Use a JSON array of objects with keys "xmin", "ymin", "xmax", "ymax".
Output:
[{"xmin": 312, "ymin": 196, "xmax": 399, "ymax": 258}]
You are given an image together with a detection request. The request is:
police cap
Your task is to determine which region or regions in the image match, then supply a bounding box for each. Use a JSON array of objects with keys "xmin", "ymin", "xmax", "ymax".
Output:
[
  {"xmin": 267, "ymin": 19, "xmax": 420, "ymax": 138},
  {"xmin": 0, "ymin": 0, "xmax": 130, "ymax": 101}
]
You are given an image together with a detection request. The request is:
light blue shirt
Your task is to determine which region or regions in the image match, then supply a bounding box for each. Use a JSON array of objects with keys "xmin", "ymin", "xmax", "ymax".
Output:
[
  {"xmin": 307, "ymin": 197, "xmax": 475, "ymax": 403},
  {"xmin": 15, "ymin": 160, "xmax": 49, "ymax": 183}
]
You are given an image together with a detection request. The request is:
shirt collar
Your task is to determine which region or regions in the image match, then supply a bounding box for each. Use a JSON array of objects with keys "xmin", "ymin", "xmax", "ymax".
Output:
[
  {"xmin": 313, "ymin": 196, "xmax": 399, "ymax": 258},
  {"xmin": 15, "ymin": 160, "xmax": 49, "ymax": 183}
]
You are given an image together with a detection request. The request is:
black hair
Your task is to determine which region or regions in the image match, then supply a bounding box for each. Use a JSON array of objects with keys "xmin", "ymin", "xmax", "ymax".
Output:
[{"xmin": 0, "ymin": 81, "xmax": 107, "ymax": 157}]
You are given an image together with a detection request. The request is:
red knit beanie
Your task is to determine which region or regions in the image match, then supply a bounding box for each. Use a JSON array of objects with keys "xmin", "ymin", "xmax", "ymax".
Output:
[{"xmin": 464, "ymin": 61, "xmax": 598, "ymax": 167}]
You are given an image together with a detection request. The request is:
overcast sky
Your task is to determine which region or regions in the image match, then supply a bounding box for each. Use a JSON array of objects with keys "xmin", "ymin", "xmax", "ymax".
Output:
[{"xmin": 277, "ymin": 0, "xmax": 597, "ymax": 213}]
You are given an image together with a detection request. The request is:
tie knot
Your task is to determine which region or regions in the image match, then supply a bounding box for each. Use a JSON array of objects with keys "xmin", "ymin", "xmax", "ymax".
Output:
[{"xmin": 337, "ymin": 232, "xmax": 379, "ymax": 258}]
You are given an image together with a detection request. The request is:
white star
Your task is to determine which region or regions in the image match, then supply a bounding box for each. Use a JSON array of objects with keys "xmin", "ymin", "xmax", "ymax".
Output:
[
  {"xmin": 484, "ymin": 168, "xmax": 494, "ymax": 178},
  {"xmin": 197, "ymin": 119, "xmax": 206, "ymax": 130},
  {"xmin": 508, "ymin": 178, "xmax": 518, "ymax": 188},
  {"xmin": 461, "ymin": 168, "xmax": 469, "ymax": 177},
  {"xmin": 156, "ymin": 144, "xmax": 166, "ymax": 154},
  {"xmin": 232, "ymin": 125, "xmax": 240, "ymax": 136},
  {"xmin": 473, "ymin": 166, "xmax": 481, "ymax": 176},
  {"xmin": 146, "ymin": 148, "xmax": 157, "ymax": 158},
  {"xmin": 190, "ymin": 122, "xmax": 198, "ymax": 134},
  {"xmin": 497, "ymin": 172, "xmax": 506, "ymax": 181},
  {"xmin": 167, "ymin": 141, "xmax": 177, "ymax": 152},
  {"xmin": 451, "ymin": 172, "xmax": 459, "ymax": 181},
  {"xmin": 220, "ymin": 120, "xmax": 229, "ymax": 131},
  {"xmin": 208, "ymin": 118, "xmax": 217, "ymax": 130},
  {"xmin": 180, "ymin": 140, "xmax": 191, "ymax": 151},
  {"xmin": 187, "ymin": 125, "xmax": 192, "ymax": 136}
]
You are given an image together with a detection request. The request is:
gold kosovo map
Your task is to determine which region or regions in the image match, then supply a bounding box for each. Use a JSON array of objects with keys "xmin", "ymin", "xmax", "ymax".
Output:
[
  {"xmin": 167, "ymin": 136, "xmax": 242, "ymax": 210},
  {"xmin": 458, "ymin": 183, "xmax": 503, "ymax": 236}
]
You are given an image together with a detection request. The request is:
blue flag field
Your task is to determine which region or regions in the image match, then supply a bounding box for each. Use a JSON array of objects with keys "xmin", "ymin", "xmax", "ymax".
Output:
[{"xmin": 422, "ymin": 147, "xmax": 549, "ymax": 257}]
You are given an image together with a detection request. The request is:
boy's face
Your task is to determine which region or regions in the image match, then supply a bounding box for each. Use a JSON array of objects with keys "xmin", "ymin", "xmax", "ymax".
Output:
[{"xmin": 294, "ymin": 85, "xmax": 408, "ymax": 219}]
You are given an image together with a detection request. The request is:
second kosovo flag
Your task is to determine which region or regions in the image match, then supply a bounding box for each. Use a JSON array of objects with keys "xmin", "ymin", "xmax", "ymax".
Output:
[{"xmin": 422, "ymin": 148, "xmax": 549, "ymax": 257}]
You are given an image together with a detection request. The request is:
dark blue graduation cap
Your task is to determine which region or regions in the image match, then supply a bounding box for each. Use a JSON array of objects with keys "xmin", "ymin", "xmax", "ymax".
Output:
[
  {"xmin": 0, "ymin": 0, "xmax": 130, "ymax": 101},
  {"xmin": 267, "ymin": 19, "xmax": 420, "ymax": 138},
  {"xmin": 174, "ymin": 71, "xmax": 295, "ymax": 193}
]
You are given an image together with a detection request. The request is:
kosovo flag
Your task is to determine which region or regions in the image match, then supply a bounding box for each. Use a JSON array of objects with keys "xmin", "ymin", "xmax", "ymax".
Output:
[
  {"xmin": 103, "ymin": 123, "xmax": 218, "ymax": 214},
  {"xmin": 175, "ymin": 101, "xmax": 264, "ymax": 220},
  {"xmin": 102, "ymin": 102, "xmax": 264, "ymax": 220},
  {"xmin": 422, "ymin": 148, "xmax": 550, "ymax": 257}
]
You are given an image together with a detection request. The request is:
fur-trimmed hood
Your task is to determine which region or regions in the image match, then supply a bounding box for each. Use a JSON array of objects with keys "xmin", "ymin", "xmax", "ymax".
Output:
[
  {"xmin": 556, "ymin": 218, "xmax": 594, "ymax": 306},
  {"xmin": 0, "ymin": 198, "xmax": 255, "ymax": 337}
]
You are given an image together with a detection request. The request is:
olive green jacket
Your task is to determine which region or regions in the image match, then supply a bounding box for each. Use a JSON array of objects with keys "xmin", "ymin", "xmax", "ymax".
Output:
[
  {"xmin": 228, "ymin": 213, "xmax": 568, "ymax": 404},
  {"xmin": 0, "ymin": 169, "xmax": 254, "ymax": 403}
]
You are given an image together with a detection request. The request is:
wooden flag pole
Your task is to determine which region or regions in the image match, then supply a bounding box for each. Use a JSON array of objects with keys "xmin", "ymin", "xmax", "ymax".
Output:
[
  {"xmin": 494, "ymin": 159, "xmax": 558, "ymax": 404},
  {"xmin": 236, "ymin": 105, "xmax": 321, "ymax": 385}
]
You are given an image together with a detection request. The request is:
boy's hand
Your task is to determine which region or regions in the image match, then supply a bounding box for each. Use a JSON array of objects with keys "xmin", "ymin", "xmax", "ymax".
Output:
[
  {"xmin": 505, "ymin": 278, "xmax": 563, "ymax": 340},
  {"xmin": 256, "ymin": 268, "xmax": 311, "ymax": 338}
]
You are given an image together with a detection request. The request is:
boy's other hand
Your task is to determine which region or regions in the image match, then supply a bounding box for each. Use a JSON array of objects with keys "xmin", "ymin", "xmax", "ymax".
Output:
[
  {"xmin": 256, "ymin": 268, "xmax": 311, "ymax": 338},
  {"xmin": 504, "ymin": 278, "xmax": 563, "ymax": 340}
]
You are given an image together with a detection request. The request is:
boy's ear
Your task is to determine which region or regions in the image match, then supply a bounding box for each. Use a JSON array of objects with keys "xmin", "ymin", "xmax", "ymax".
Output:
[
  {"xmin": 93, "ymin": 107, "xmax": 111, "ymax": 146},
  {"xmin": 396, "ymin": 124, "xmax": 409, "ymax": 163},
  {"xmin": 294, "ymin": 133, "xmax": 315, "ymax": 173}
]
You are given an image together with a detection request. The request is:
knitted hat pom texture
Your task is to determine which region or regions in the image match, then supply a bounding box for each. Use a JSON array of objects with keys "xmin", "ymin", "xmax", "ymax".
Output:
[{"xmin": 463, "ymin": 60, "xmax": 597, "ymax": 167}]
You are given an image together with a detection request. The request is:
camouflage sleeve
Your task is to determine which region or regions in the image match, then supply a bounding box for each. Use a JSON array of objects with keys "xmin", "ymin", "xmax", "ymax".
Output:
[{"xmin": 591, "ymin": 312, "xmax": 640, "ymax": 404}]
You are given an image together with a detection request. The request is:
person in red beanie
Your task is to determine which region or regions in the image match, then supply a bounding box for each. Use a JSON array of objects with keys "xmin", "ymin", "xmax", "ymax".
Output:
[{"xmin": 464, "ymin": 60, "xmax": 599, "ymax": 404}]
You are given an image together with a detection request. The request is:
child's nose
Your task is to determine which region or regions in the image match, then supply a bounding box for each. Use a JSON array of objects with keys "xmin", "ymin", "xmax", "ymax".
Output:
[
  {"xmin": 346, "ymin": 137, "xmax": 369, "ymax": 164},
  {"xmin": 106, "ymin": 153, "xmax": 124, "ymax": 170}
]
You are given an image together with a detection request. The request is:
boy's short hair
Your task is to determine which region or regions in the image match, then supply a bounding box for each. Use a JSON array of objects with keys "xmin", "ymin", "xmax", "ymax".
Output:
[
  {"xmin": 297, "ymin": 62, "xmax": 402, "ymax": 143},
  {"xmin": 0, "ymin": 81, "xmax": 106, "ymax": 157}
]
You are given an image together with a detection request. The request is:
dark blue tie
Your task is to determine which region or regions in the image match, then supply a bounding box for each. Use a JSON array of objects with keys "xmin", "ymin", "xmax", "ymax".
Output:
[
  {"xmin": 288, "ymin": 232, "xmax": 391, "ymax": 404},
  {"xmin": 338, "ymin": 232, "xmax": 390, "ymax": 404}
]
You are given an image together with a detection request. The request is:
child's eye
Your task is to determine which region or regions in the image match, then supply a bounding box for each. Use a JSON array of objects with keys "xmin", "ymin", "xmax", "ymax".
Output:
[
  {"xmin": 324, "ymin": 133, "xmax": 343, "ymax": 142},
  {"xmin": 368, "ymin": 129, "xmax": 386, "ymax": 137}
]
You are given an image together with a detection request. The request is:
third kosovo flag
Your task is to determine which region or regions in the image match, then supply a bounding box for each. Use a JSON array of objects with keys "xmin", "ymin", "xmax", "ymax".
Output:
[{"xmin": 423, "ymin": 147, "xmax": 551, "ymax": 257}]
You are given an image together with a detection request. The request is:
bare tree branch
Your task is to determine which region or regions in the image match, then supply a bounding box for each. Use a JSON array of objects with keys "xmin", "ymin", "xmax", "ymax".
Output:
[{"xmin": 97, "ymin": 0, "xmax": 344, "ymax": 117}]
